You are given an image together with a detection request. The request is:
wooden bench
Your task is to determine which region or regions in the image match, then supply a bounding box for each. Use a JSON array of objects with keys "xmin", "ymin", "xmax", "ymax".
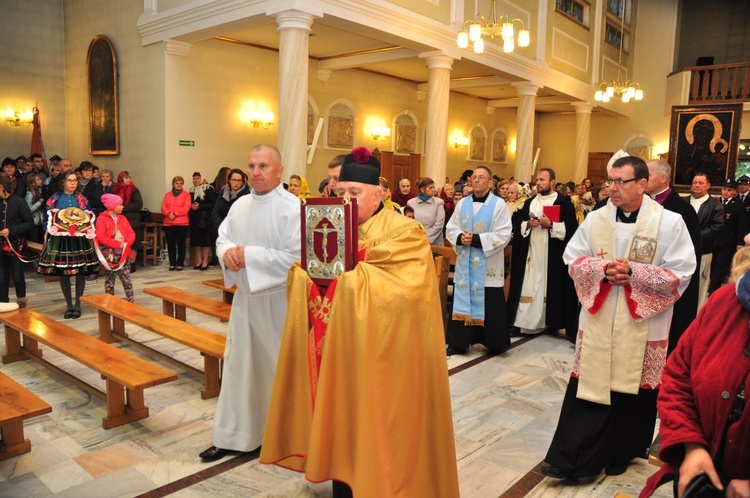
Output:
[
  {"xmin": 0, "ymin": 371, "xmax": 52, "ymax": 461},
  {"xmin": 0, "ymin": 309, "xmax": 176, "ymax": 429},
  {"xmin": 202, "ymin": 278, "xmax": 236, "ymax": 304},
  {"xmin": 144, "ymin": 286, "xmax": 231, "ymax": 323},
  {"xmin": 81, "ymin": 294, "xmax": 225, "ymax": 399}
]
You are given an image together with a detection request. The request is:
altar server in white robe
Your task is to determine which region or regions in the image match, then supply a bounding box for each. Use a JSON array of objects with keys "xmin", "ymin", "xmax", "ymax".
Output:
[
  {"xmin": 199, "ymin": 144, "xmax": 301, "ymax": 462},
  {"xmin": 542, "ymin": 156, "xmax": 696, "ymax": 479}
]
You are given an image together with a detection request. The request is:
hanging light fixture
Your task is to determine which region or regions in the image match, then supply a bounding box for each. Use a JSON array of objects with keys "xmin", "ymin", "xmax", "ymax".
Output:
[
  {"xmin": 456, "ymin": 0, "xmax": 530, "ymax": 55},
  {"xmin": 594, "ymin": 2, "xmax": 643, "ymax": 103}
]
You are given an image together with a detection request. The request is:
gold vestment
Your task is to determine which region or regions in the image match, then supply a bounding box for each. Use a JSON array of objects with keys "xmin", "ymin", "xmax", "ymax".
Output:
[{"xmin": 260, "ymin": 208, "xmax": 459, "ymax": 498}]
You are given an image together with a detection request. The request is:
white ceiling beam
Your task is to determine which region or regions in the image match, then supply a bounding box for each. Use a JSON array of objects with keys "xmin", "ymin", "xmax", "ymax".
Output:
[
  {"xmin": 318, "ymin": 48, "xmax": 418, "ymax": 71},
  {"xmin": 487, "ymin": 96, "xmax": 573, "ymax": 108}
]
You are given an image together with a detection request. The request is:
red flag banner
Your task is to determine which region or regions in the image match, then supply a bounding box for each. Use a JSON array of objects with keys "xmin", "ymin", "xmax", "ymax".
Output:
[{"xmin": 30, "ymin": 107, "xmax": 47, "ymax": 168}]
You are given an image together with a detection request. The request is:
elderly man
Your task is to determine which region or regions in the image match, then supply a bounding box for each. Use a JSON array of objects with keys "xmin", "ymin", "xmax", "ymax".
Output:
[
  {"xmin": 445, "ymin": 166, "xmax": 512, "ymax": 356},
  {"xmin": 199, "ymin": 144, "xmax": 301, "ymax": 462},
  {"xmin": 542, "ymin": 156, "xmax": 696, "ymax": 480},
  {"xmin": 391, "ymin": 177, "xmax": 415, "ymax": 207},
  {"xmin": 645, "ymin": 159, "xmax": 701, "ymax": 353},
  {"xmin": 261, "ymin": 147, "xmax": 459, "ymax": 497},
  {"xmin": 687, "ymin": 172, "xmax": 724, "ymax": 308}
]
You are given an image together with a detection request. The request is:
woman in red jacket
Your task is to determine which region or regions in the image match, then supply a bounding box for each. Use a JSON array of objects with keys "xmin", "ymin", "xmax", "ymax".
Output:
[
  {"xmin": 95, "ymin": 194, "xmax": 136, "ymax": 302},
  {"xmin": 641, "ymin": 247, "xmax": 750, "ymax": 498},
  {"xmin": 161, "ymin": 176, "xmax": 192, "ymax": 271}
]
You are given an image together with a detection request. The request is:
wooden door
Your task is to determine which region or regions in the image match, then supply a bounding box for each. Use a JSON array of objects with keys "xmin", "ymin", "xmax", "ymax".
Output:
[
  {"xmin": 587, "ymin": 152, "xmax": 612, "ymax": 184},
  {"xmin": 374, "ymin": 150, "xmax": 421, "ymax": 194}
]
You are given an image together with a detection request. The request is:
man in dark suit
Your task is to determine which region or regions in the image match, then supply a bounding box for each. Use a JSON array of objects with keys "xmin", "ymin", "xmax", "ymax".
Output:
[
  {"xmin": 738, "ymin": 175, "xmax": 750, "ymax": 211},
  {"xmin": 709, "ymin": 178, "xmax": 749, "ymax": 294},
  {"xmin": 646, "ymin": 160, "xmax": 701, "ymax": 353},
  {"xmin": 686, "ymin": 172, "xmax": 724, "ymax": 309}
]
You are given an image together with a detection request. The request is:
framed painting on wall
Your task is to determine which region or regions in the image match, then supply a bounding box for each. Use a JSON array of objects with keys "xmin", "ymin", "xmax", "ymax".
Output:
[
  {"xmin": 669, "ymin": 104, "xmax": 742, "ymax": 190},
  {"xmin": 87, "ymin": 35, "xmax": 119, "ymax": 155}
]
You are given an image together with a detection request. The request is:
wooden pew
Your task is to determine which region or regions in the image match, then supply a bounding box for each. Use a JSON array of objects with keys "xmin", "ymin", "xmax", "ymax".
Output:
[
  {"xmin": 202, "ymin": 278, "xmax": 236, "ymax": 304},
  {"xmin": 433, "ymin": 255, "xmax": 449, "ymax": 323},
  {"xmin": 431, "ymin": 245, "xmax": 457, "ymax": 317},
  {"xmin": 144, "ymin": 286, "xmax": 231, "ymax": 322},
  {"xmin": 0, "ymin": 371, "xmax": 51, "ymax": 461},
  {"xmin": 0, "ymin": 309, "xmax": 176, "ymax": 429},
  {"xmin": 81, "ymin": 294, "xmax": 225, "ymax": 399}
]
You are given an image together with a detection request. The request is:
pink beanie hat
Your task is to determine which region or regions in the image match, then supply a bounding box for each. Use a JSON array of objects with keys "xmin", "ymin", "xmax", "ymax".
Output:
[{"xmin": 101, "ymin": 193, "xmax": 123, "ymax": 211}]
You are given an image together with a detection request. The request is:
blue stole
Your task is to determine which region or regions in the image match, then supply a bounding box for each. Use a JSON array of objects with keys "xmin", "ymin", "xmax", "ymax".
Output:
[{"xmin": 452, "ymin": 194, "xmax": 498, "ymax": 326}]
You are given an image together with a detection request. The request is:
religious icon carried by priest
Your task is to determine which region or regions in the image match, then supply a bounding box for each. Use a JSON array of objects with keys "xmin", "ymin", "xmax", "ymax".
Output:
[{"xmin": 260, "ymin": 146, "xmax": 460, "ymax": 497}]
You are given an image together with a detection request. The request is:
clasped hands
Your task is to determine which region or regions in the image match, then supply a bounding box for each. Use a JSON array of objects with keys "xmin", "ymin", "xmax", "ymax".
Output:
[
  {"xmin": 604, "ymin": 257, "xmax": 631, "ymax": 286},
  {"xmin": 528, "ymin": 213, "xmax": 551, "ymax": 229},
  {"xmin": 223, "ymin": 245, "xmax": 246, "ymax": 271}
]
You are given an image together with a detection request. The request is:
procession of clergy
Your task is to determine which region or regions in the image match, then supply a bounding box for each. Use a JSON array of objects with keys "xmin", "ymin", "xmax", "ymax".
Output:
[{"xmin": 205, "ymin": 142, "xmax": 748, "ymax": 497}]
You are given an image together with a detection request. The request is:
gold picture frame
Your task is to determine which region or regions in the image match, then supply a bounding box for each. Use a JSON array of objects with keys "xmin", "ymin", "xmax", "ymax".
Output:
[{"xmin": 87, "ymin": 35, "xmax": 119, "ymax": 155}]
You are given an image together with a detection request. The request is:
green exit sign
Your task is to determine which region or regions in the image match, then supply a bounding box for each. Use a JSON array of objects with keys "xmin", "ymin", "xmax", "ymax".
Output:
[{"xmin": 179, "ymin": 140, "xmax": 195, "ymax": 147}]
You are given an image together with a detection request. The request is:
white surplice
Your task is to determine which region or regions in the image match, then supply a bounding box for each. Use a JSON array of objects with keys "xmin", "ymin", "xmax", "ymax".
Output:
[
  {"xmin": 563, "ymin": 197, "xmax": 695, "ymax": 395},
  {"xmin": 212, "ymin": 183, "xmax": 301, "ymax": 452},
  {"xmin": 514, "ymin": 192, "xmax": 567, "ymax": 333}
]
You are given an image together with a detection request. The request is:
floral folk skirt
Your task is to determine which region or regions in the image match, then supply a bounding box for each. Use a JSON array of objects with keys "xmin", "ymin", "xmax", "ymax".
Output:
[{"xmin": 37, "ymin": 236, "xmax": 100, "ymax": 276}]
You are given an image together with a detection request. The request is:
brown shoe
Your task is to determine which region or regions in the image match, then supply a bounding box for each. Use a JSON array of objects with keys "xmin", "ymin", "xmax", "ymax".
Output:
[{"xmin": 17, "ymin": 297, "xmax": 28, "ymax": 308}]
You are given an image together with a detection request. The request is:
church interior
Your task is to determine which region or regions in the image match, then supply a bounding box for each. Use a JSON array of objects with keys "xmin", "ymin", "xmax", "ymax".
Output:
[{"xmin": 2, "ymin": 0, "xmax": 750, "ymax": 496}]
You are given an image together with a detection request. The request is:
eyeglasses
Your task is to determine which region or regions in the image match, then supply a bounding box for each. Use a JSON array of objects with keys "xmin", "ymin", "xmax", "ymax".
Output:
[
  {"xmin": 65, "ymin": 179, "xmax": 78, "ymax": 183},
  {"xmin": 606, "ymin": 178, "xmax": 637, "ymax": 188}
]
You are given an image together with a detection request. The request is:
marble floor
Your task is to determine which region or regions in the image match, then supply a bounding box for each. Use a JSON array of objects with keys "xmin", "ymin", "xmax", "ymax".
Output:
[{"xmin": 0, "ymin": 261, "xmax": 670, "ymax": 497}]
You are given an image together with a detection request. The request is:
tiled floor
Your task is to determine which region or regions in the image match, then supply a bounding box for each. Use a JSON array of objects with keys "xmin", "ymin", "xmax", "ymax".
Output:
[{"xmin": 0, "ymin": 262, "xmax": 670, "ymax": 497}]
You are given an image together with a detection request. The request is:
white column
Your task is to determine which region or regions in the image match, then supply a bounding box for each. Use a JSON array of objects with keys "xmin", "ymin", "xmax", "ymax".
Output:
[
  {"xmin": 512, "ymin": 82, "xmax": 538, "ymax": 183},
  {"xmin": 572, "ymin": 101, "xmax": 594, "ymax": 184},
  {"xmin": 421, "ymin": 53, "xmax": 453, "ymax": 184},
  {"xmin": 275, "ymin": 11, "xmax": 314, "ymax": 178}
]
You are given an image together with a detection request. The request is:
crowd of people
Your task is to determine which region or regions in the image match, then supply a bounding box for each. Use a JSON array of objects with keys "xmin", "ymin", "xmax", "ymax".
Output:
[{"xmin": 1, "ymin": 147, "xmax": 748, "ymax": 496}]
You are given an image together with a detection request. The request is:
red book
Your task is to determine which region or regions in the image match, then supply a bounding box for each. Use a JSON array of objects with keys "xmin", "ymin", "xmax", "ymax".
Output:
[
  {"xmin": 300, "ymin": 197, "xmax": 359, "ymax": 288},
  {"xmin": 543, "ymin": 205, "xmax": 560, "ymax": 229}
]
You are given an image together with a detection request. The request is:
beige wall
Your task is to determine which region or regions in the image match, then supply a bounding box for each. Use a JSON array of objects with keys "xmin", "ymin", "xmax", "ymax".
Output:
[
  {"xmin": 63, "ymin": 0, "xmax": 167, "ymax": 208},
  {"xmin": 0, "ymin": 0, "xmax": 66, "ymax": 159}
]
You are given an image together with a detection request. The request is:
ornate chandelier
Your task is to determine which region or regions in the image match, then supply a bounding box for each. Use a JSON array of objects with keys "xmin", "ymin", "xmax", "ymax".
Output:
[
  {"xmin": 456, "ymin": 0, "xmax": 530, "ymax": 55},
  {"xmin": 594, "ymin": 3, "xmax": 643, "ymax": 103}
]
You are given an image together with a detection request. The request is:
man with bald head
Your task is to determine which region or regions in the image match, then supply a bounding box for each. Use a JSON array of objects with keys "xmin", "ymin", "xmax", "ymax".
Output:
[{"xmin": 199, "ymin": 144, "xmax": 301, "ymax": 462}]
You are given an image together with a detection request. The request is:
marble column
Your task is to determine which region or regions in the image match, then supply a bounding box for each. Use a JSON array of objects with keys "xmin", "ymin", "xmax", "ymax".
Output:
[
  {"xmin": 512, "ymin": 82, "xmax": 538, "ymax": 183},
  {"xmin": 275, "ymin": 11, "xmax": 314, "ymax": 177},
  {"xmin": 572, "ymin": 101, "xmax": 594, "ymax": 184},
  {"xmin": 421, "ymin": 54, "xmax": 454, "ymax": 184}
]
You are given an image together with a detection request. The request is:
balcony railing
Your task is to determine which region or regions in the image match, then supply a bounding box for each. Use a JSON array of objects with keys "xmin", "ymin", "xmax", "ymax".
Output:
[{"xmin": 686, "ymin": 62, "xmax": 750, "ymax": 104}]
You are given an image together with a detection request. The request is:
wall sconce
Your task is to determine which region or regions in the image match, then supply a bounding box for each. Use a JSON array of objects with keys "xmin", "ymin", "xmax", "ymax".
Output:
[
  {"xmin": 451, "ymin": 135, "xmax": 469, "ymax": 148},
  {"xmin": 246, "ymin": 110, "xmax": 274, "ymax": 129},
  {"xmin": 5, "ymin": 109, "xmax": 33, "ymax": 127},
  {"xmin": 370, "ymin": 126, "xmax": 391, "ymax": 141}
]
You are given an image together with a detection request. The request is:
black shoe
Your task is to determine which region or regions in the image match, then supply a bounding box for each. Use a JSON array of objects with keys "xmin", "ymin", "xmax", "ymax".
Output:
[
  {"xmin": 130, "ymin": 264, "xmax": 137, "ymax": 273},
  {"xmin": 169, "ymin": 266, "xmax": 176, "ymax": 271},
  {"xmin": 487, "ymin": 348, "xmax": 505, "ymax": 356},
  {"xmin": 71, "ymin": 309, "xmax": 81, "ymax": 319},
  {"xmin": 64, "ymin": 309, "xmax": 74, "ymax": 319},
  {"xmin": 541, "ymin": 465, "xmax": 572, "ymax": 479},
  {"xmin": 199, "ymin": 446, "xmax": 228, "ymax": 462},
  {"xmin": 200, "ymin": 265, "xmax": 209, "ymax": 271},
  {"xmin": 446, "ymin": 346, "xmax": 467, "ymax": 356},
  {"xmin": 509, "ymin": 326, "xmax": 523, "ymax": 337},
  {"xmin": 176, "ymin": 267, "xmax": 183, "ymax": 271},
  {"xmin": 193, "ymin": 265, "xmax": 201, "ymax": 270},
  {"xmin": 604, "ymin": 463, "xmax": 629, "ymax": 476}
]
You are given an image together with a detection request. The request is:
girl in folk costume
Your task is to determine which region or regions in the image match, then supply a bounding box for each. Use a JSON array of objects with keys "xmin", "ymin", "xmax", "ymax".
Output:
[
  {"xmin": 37, "ymin": 171, "xmax": 100, "ymax": 319},
  {"xmin": 0, "ymin": 173, "xmax": 34, "ymax": 311},
  {"xmin": 95, "ymin": 194, "xmax": 136, "ymax": 302}
]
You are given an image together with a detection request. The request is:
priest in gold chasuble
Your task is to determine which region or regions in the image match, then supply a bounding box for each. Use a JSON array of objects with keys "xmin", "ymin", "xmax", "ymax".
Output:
[{"xmin": 260, "ymin": 147, "xmax": 459, "ymax": 498}]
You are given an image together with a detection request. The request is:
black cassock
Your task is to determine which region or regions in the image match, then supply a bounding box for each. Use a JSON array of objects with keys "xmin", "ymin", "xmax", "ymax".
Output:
[{"xmin": 506, "ymin": 193, "xmax": 579, "ymax": 341}]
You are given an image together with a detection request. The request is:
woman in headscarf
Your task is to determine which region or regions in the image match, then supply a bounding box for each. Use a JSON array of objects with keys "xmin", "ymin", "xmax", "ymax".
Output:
[
  {"xmin": 288, "ymin": 174, "xmax": 311, "ymax": 199},
  {"xmin": 112, "ymin": 171, "xmax": 144, "ymax": 271},
  {"xmin": 189, "ymin": 171, "xmax": 216, "ymax": 270}
]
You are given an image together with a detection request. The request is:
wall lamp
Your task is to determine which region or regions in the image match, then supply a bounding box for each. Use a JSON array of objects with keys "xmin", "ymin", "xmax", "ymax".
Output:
[
  {"xmin": 5, "ymin": 109, "xmax": 33, "ymax": 127},
  {"xmin": 451, "ymin": 135, "xmax": 469, "ymax": 148},
  {"xmin": 370, "ymin": 126, "xmax": 391, "ymax": 141},
  {"xmin": 243, "ymin": 110, "xmax": 274, "ymax": 129}
]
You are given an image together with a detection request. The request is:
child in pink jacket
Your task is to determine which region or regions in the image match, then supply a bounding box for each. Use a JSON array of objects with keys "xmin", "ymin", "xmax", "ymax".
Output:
[{"xmin": 96, "ymin": 194, "xmax": 136, "ymax": 302}]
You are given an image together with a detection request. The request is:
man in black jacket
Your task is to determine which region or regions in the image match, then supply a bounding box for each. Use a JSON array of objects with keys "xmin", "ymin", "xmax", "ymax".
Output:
[
  {"xmin": 709, "ymin": 178, "xmax": 748, "ymax": 294},
  {"xmin": 646, "ymin": 160, "xmax": 701, "ymax": 353},
  {"xmin": 686, "ymin": 172, "xmax": 723, "ymax": 309}
]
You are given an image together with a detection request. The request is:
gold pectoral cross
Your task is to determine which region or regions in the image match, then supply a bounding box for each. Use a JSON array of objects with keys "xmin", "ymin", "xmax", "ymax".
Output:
[{"xmin": 597, "ymin": 248, "xmax": 608, "ymax": 259}]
